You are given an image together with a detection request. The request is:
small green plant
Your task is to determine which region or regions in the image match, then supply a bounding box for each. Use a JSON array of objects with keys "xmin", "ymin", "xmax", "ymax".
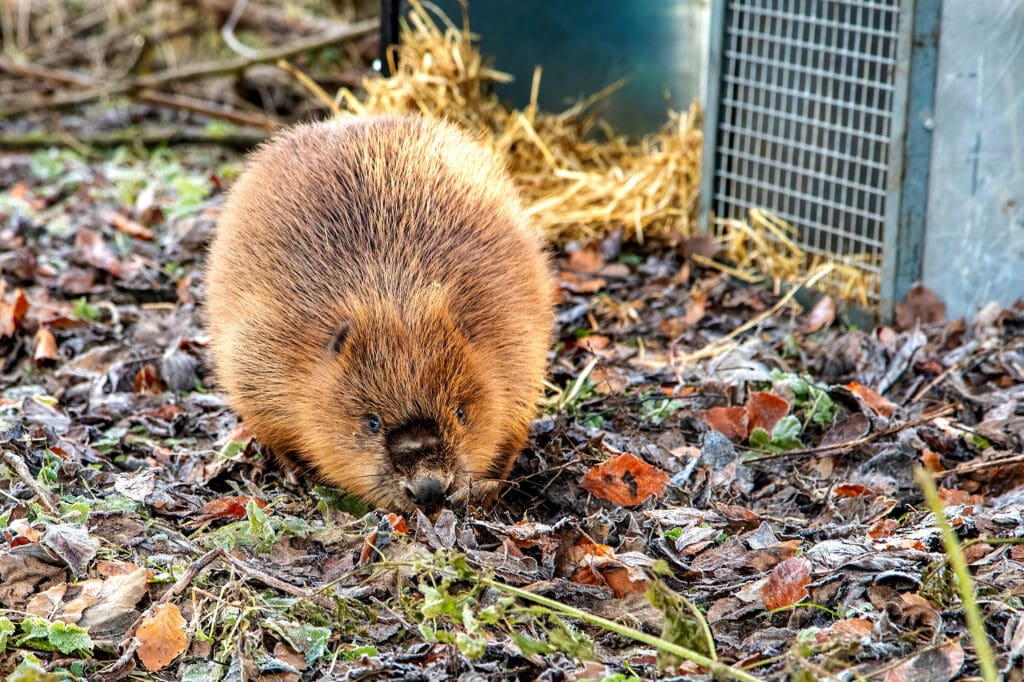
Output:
[
  {"xmin": 749, "ymin": 415, "xmax": 803, "ymax": 452},
  {"xmin": 17, "ymin": 618, "xmax": 94, "ymax": 656},
  {"xmin": 770, "ymin": 370, "xmax": 836, "ymax": 430},
  {"xmin": 639, "ymin": 398, "xmax": 685, "ymax": 426},
  {"xmin": 71, "ymin": 297, "xmax": 100, "ymax": 322}
]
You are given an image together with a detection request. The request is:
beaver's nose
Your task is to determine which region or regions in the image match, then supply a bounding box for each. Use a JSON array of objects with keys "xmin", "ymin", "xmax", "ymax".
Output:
[{"xmin": 404, "ymin": 477, "xmax": 448, "ymax": 510}]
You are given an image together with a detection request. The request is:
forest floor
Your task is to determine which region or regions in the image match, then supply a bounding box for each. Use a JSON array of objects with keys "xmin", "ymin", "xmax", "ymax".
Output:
[
  {"xmin": 1, "ymin": 143, "xmax": 1023, "ymax": 682},
  {"xmin": 2, "ymin": 1, "xmax": 1024, "ymax": 679}
]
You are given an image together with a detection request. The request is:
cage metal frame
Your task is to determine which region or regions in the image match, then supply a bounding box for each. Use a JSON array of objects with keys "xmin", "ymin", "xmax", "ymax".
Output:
[{"xmin": 699, "ymin": 0, "xmax": 941, "ymax": 321}]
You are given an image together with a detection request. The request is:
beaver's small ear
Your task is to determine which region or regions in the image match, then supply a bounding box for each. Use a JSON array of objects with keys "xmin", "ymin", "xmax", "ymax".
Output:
[{"xmin": 329, "ymin": 321, "xmax": 351, "ymax": 354}]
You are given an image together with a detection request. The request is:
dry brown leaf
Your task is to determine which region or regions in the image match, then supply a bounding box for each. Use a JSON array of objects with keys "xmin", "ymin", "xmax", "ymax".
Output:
[
  {"xmin": 761, "ymin": 556, "xmax": 811, "ymax": 610},
  {"xmin": 567, "ymin": 248, "xmax": 605, "ymax": 274},
  {"xmin": 895, "ymin": 285, "xmax": 946, "ymax": 331},
  {"xmin": 133, "ymin": 364, "xmax": 166, "ymax": 394},
  {"xmin": 0, "ymin": 288, "xmax": 29, "ymax": 338},
  {"xmin": 868, "ymin": 519, "xmax": 900, "ymax": 539},
  {"xmin": 702, "ymin": 406, "xmax": 749, "ymax": 440},
  {"xmin": 883, "ymin": 642, "xmax": 963, "ymax": 682},
  {"xmin": 589, "ymin": 366, "xmax": 629, "ymax": 395},
  {"xmin": 845, "ymin": 381, "xmax": 897, "ymax": 417},
  {"xmin": 801, "ymin": 295, "xmax": 836, "ymax": 333},
  {"xmin": 813, "ymin": 617, "xmax": 873, "ymax": 644},
  {"xmin": 920, "ymin": 449, "xmax": 943, "ymax": 473},
  {"xmin": 746, "ymin": 392, "xmax": 790, "ymax": 433},
  {"xmin": 33, "ymin": 328, "xmax": 59, "ymax": 367},
  {"xmin": 102, "ymin": 209, "xmax": 155, "ymax": 241},
  {"xmin": 580, "ymin": 453, "xmax": 669, "ymax": 506},
  {"xmin": 136, "ymin": 602, "xmax": 188, "ymax": 670},
  {"xmin": 833, "ymin": 484, "xmax": 875, "ymax": 498},
  {"xmin": 194, "ymin": 496, "xmax": 268, "ymax": 524},
  {"xmin": 567, "ymin": 536, "xmax": 648, "ymax": 597},
  {"xmin": 75, "ymin": 229, "xmax": 132, "ymax": 278},
  {"xmin": 559, "ymin": 271, "xmax": 606, "ymax": 294}
]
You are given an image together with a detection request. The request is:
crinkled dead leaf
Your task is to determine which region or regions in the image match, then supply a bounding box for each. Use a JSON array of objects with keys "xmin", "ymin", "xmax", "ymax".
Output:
[
  {"xmin": 702, "ymin": 406, "xmax": 749, "ymax": 440},
  {"xmin": 194, "ymin": 496, "xmax": 269, "ymax": 524},
  {"xmin": 136, "ymin": 602, "xmax": 188, "ymax": 670},
  {"xmin": 895, "ymin": 285, "xmax": 946, "ymax": 331},
  {"xmin": 567, "ymin": 536, "xmax": 648, "ymax": 597},
  {"xmin": 883, "ymin": 641, "xmax": 962, "ymax": 682},
  {"xmin": 580, "ymin": 453, "xmax": 669, "ymax": 506},
  {"xmin": 833, "ymin": 484, "xmax": 875, "ymax": 498},
  {"xmin": 845, "ymin": 381, "xmax": 897, "ymax": 417},
  {"xmin": 761, "ymin": 556, "xmax": 811, "ymax": 610},
  {"xmin": 868, "ymin": 519, "xmax": 900, "ymax": 539},
  {"xmin": 566, "ymin": 248, "xmax": 605, "ymax": 274},
  {"xmin": 75, "ymin": 228, "xmax": 133, "ymax": 278},
  {"xmin": 589, "ymin": 365, "xmax": 629, "ymax": 394},
  {"xmin": 813, "ymin": 617, "xmax": 873, "ymax": 644},
  {"xmin": 40, "ymin": 524, "xmax": 99, "ymax": 578},
  {"xmin": 801, "ymin": 295, "xmax": 836, "ymax": 333},
  {"xmin": 33, "ymin": 327, "xmax": 59, "ymax": 367},
  {"xmin": 102, "ymin": 209, "xmax": 155, "ymax": 241},
  {"xmin": 746, "ymin": 391, "xmax": 790, "ymax": 433},
  {"xmin": 559, "ymin": 271, "xmax": 606, "ymax": 294},
  {"xmin": 0, "ymin": 287, "xmax": 29, "ymax": 338},
  {"xmin": 937, "ymin": 487, "xmax": 984, "ymax": 506}
]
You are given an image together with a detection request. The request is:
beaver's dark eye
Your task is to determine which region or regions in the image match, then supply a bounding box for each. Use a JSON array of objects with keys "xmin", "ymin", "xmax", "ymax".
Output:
[
  {"xmin": 455, "ymin": 405, "xmax": 467, "ymax": 424},
  {"xmin": 366, "ymin": 414, "xmax": 382, "ymax": 433}
]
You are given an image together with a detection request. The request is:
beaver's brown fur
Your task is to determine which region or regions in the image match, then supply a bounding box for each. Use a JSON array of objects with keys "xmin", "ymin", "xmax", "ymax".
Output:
[{"xmin": 205, "ymin": 115, "xmax": 554, "ymax": 512}]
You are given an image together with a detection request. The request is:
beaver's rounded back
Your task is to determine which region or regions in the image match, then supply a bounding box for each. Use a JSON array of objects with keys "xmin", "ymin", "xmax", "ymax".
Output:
[{"xmin": 205, "ymin": 115, "xmax": 554, "ymax": 512}]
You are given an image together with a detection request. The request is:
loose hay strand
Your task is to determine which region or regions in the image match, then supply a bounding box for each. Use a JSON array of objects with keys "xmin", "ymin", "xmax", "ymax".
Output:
[{"xmin": 332, "ymin": 0, "xmax": 703, "ymax": 246}]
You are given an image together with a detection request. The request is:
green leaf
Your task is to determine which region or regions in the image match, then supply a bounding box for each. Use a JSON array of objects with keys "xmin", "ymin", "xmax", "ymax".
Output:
[
  {"xmin": 342, "ymin": 645, "xmax": 377, "ymax": 660},
  {"xmin": 646, "ymin": 580, "xmax": 714, "ymax": 672},
  {"xmin": 547, "ymin": 620, "xmax": 594, "ymax": 661},
  {"xmin": 770, "ymin": 415, "xmax": 803, "ymax": 449},
  {"xmin": 0, "ymin": 617, "xmax": 14, "ymax": 652},
  {"xmin": 6, "ymin": 652, "xmax": 61, "ymax": 682},
  {"xmin": 17, "ymin": 618, "xmax": 94, "ymax": 655}
]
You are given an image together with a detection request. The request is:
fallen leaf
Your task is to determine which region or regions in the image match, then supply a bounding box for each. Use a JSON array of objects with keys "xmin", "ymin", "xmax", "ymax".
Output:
[
  {"xmin": 868, "ymin": 519, "xmax": 900, "ymax": 539},
  {"xmin": 559, "ymin": 271, "xmax": 606, "ymax": 294},
  {"xmin": 883, "ymin": 642, "xmax": 963, "ymax": 682},
  {"xmin": 746, "ymin": 392, "xmax": 790, "ymax": 433},
  {"xmin": 761, "ymin": 556, "xmax": 811, "ymax": 610},
  {"xmin": 702, "ymin": 406, "xmax": 749, "ymax": 440},
  {"xmin": 845, "ymin": 382, "xmax": 897, "ymax": 417},
  {"xmin": 33, "ymin": 328, "xmax": 59, "ymax": 367},
  {"xmin": 102, "ymin": 209, "xmax": 155, "ymax": 241},
  {"xmin": 194, "ymin": 496, "xmax": 268, "ymax": 524},
  {"xmin": 920, "ymin": 449, "xmax": 943, "ymax": 473},
  {"xmin": 938, "ymin": 487, "xmax": 983, "ymax": 506},
  {"xmin": 801, "ymin": 295, "xmax": 836, "ymax": 333},
  {"xmin": 589, "ymin": 366, "xmax": 629, "ymax": 394},
  {"xmin": 814, "ymin": 617, "xmax": 873, "ymax": 644},
  {"xmin": 567, "ymin": 248, "xmax": 605, "ymax": 274},
  {"xmin": 41, "ymin": 524, "xmax": 100, "ymax": 578},
  {"xmin": 580, "ymin": 453, "xmax": 669, "ymax": 506},
  {"xmin": 0, "ymin": 288, "xmax": 30, "ymax": 338},
  {"xmin": 898, "ymin": 593, "xmax": 941, "ymax": 632},
  {"xmin": 567, "ymin": 536, "xmax": 648, "ymax": 597},
  {"xmin": 134, "ymin": 363, "xmax": 166, "ymax": 394},
  {"xmin": 833, "ymin": 484, "xmax": 875, "ymax": 498},
  {"xmin": 895, "ymin": 286, "xmax": 945, "ymax": 330},
  {"xmin": 75, "ymin": 229, "xmax": 132, "ymax": 278},
  {"xmin": 136, "ymin": 603, "xmax": 188, "ymax": 670},
  {"xmin": 385, "ymin": 513, "xmax": 408, "ymax": 534},
  {"xmin": 576, "ymin": 335, "xmax": 611, "ymax": 354}
]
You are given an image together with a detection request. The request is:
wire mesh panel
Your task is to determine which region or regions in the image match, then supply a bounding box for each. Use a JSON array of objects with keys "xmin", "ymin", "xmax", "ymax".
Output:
[{"xmin": 706, "ymin": 0, "xmax": 910, "ymax": 307}]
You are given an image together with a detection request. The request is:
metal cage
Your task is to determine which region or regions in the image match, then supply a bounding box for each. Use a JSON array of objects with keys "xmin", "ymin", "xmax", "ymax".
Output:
[{"xmin": 700, "ymin": 0, "xmax": 941, "ymax": 319}]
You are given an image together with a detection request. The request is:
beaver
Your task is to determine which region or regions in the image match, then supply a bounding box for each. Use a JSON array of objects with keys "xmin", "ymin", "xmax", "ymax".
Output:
[{"xmin": 205, "ymin": 115, "xmax": 554, "ymax": 513}]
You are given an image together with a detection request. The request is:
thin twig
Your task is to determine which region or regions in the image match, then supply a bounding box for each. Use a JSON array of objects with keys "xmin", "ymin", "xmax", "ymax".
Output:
[
  {"xmin": 676, "ymin": 264, "xmax": 835, "ymax": 367},
  {"xmin": 743, "ymin": 404, "xmax": 957, "ymax": 462},
  {"xmin": 0, "ymin": 18, "xmax": 377, "ymax": 117}
]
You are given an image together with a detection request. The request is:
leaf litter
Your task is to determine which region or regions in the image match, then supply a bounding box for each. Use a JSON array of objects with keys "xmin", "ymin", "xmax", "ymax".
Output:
[{"xmin": 1, "ymin": 5, "xmax": 1024, "ymax": 682}]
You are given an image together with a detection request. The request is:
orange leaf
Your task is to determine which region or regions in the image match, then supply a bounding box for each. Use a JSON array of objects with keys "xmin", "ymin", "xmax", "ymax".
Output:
[
  {"xmin": 868, "ymin": 519, "xmax": 900, "ymax": 539},
  {"xmin": 136, "ymin": 603, "xmax": 188, "ymax": 670},
  {"xmin": 580, "ymin": 453, "xmax": 669, "ymax": 506},
  {"xmin": 559, "ymin": 271, "xmax": 606, "ymax": 294},
  {"xmin": 884, "ymin": 642, "xmax": 963, "ymax": 682},
  {"xmin": 567, "ymin": 248, "xmax": 605, "ymax": 274},
  {"xmin": 761, "ymin": 556, "xmax": 811, "ymax": 610},
  {"xmin": 33, "ymin": 328, "xmax": 58, "ymax": 367},
  {"xmin": 0, "ymin": 288, "xmax": 29, "ymax": 338},
  {"xmin": 134, "ymin": 363, "xmax": 166, "ymax": 394},
  {"xmin": 703, "ymin": 406, "xmax": 749, "ymax": 440},
  {"xmin": 103, "ymin": 209, "xmax": 155, "ymax": 241},
  {"xmin": 385, "ymin": 513, "xmax": 408, "ymax": 534},
  {"xmin": 920, "ymin": 449, "xmax": 943, "ymax": 473},
  {"xmin": 833, "ymin": 484, "xmax": 875, "ymax": 498},
  {"xmin": 814, "ymin": 617, "xmax": 873, "ymax": 644},
  {"xmin": 845, "ymin": 382, "xmax": 897, "ymax": 417},
  {"xmin": 746, "ymin": 392, "xmax": 790, "ymax": 433},
  {"xmin": 195, "ymin": 496, "xmax": 268, "ymax": 523}
]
